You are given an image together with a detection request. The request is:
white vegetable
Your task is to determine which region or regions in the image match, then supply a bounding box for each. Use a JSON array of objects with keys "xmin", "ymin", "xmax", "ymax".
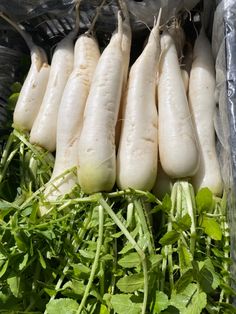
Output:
[
  {"xmin": 117, "ymin": 10, "xmax": 162, "ymax": 191},
  {"xmin": 29, "ymin": 30, "xmax": 76, "ymax": 152},
  {"xmin": 0, "ymin": 12, "xmax": 50, "ymax": 132},
  {"xmin": 78, "ymin": 12, "xmax": 124, "ymax": 194},
  {"xmin": 41, "ymin": 35, "xmax": 100, "ymax": 211},
  {"xmin": 158, "ymin": 32, "xmax": 199, "ymax": 178},
  {"xmin": 188, "ymin": 28, "xmax": 223, "ymax": 196}
]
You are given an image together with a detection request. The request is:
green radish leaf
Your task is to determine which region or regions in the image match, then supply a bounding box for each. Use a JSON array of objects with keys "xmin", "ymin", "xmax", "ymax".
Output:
[
  {"xmin": 79, "ymin": 249, "xmax": 95, "ymax": 259},
  {"xmin": 116, "ymin": 273, "xmax": 144, "ymax": 293},
  {"xmin": 7, "ymin": 276, "xmax": 22, "ymax": 298},
  {"xmin": 37, "ymin": 250, "xmax": 46, "ymax": 269},
  {"xmin": 196, "ymin": 188, "xmax": 214, "ymax": 213},
  {"xmin": 72, "ymin": 263, "xmax": 91, "ymax": 279},
  {"xmin": 178, "ymin": 244, "xmax": 193, "ymax": 271},
  {"xmin": 110, "ymin": 294, "xmax": 142, "ymax": 314},
  {"xmin": 153, "ymin": 291, "xmax": 169, "ymax": 313},
  {"xmin": 0, "ymin": 260, "xmax": 9, "ymax": 278},
  {"xmin": 197, "ymin": 259, "xmax": 220, "ymax": 292},
  {"xmin": 62, "ymin": 280, "xmax": 85, "ymax": 296},
  {"xmin": 183, "ymin": 290, "xmax": 207, "ymax": 314},
  {"xmin": 173, "ymin": 214, "xmax": 191, "ymax": 231},
  {"xmin": 200, "ymin": 216, "xmax": 222, "ymax": 240},
  {"xmin": 212, "ymin": 247, "xmax": 224, "ymax": 258},
  {"xmin": 46, "ymin": 298, "xmax": 79, "ymax": 314},
  {"xmin": 19, "ymin": 253, "xmax": 29, "ymax": 270},
  {"xmin": 170, "ymin": 283, "xmax": 207, "ymax": 314},
  {"xmin": 36, "ymin": 229, "xmax": 56, "ymax": 240},
  {"xmin": 175, "ymin": 269, "xmax": 193, "ymax": 293},
  {"xmin": 151, "ymin": 194, "xmax": 172, "ymax": 214},
  {"xmin": 119, "ymin": 242, "xmax": 134, "ymax": 255},
  {"xmin": 44, "ymin": 288, "xmax": 56, "ymax": 297},
  {"xmin": 149, "ymin": 254, "xmax": 162, "ymax": 269},
  {"xmin": 14, "ymin": 231, "xmax": 28, "ymax": 252},
  {"xmin": 99, "ymin": 304, "xmax": 110, "ymax": 314},
  {"xmin": 159, "ymin": 230, "xmax": 180, "ymax": 246},
  {"xmin": 118, "ymin": 252, "xmax": 140, "ymax": 268}
]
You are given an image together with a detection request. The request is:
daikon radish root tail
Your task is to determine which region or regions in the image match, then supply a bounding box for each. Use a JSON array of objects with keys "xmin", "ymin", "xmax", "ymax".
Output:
[
  {"xmin": 167, "ymin": 16, "xmax": 186, "ymax": 60},
  {"xmin": 117, "ymin": 9, "xmax": 162, "ymax": 191},
  {"xmin": 115, "ymin": 0, "xmax": 132, "ymax": 148},
  {"xmin": 78, "ymin": 11, "xmax": 125, "ymax": 194},
  {"xmin": 0, "ymin": 12, "xmax": 50, "ymax": 132}
]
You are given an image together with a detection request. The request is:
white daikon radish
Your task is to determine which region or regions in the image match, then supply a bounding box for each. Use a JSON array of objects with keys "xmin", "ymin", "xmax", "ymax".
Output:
[
  {"xmin": 188, "ymin": 27, "xmax": 223, "ymax": 196},
  {"xmin": 158, "ymin": 32, "xmax": 199, "ymax": 179},
  {"xmin": 40, "ymin": 38, "xmax": 101, "ymax": 214},
  {"xmin": 78, "ymin": 12, "xmax": 125, "ymax": 194},
  {"xmin": 116, "ymin": 10, "xmax": 162, "ymax": 191},
  {"xmin": 0, "ymin": 12, "xmax": 50, "ymax": 132},
  {"xmin": 29, "ymin": 4, "xmax": 81, "ymax": 152}
]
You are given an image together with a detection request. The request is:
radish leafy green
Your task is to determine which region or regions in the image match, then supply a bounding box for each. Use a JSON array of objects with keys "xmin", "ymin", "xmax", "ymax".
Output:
[{"xmin": 0, "ymin": 110, "xmax": 235, "ymax": 313}]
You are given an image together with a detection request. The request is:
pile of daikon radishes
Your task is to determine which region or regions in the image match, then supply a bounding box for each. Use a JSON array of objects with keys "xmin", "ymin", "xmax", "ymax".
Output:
[{"xmin": 1, "ymin": 0, "xmax": 223, "ymax": 215}]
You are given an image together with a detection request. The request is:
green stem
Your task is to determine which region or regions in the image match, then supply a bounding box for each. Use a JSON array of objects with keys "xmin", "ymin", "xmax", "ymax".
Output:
[
  {"xmin": 134, "ymin": 199, "xmax": 155, "ymax": 255},
  {"xmin": 0, "ymin": 146, "xmax": 19, "ymax": 184},
  {"xmin": 218, "ymin": 194, "xmax": 230, "ymax": 303},
  {"xmin": 161, "ymin": 183, "xmax": 178, "ymax": 292},
  {"xmin": 99, "ymin": 197, "xmax": 148, "ymax": 314},
  {"xmin": 107, "ymin": 189, "xmax": 162, "ymax": 205},
  {"xmin": 76, "ymin": 205, "xmax": 104, "ymax": 314},
  {"xmin": 181, "ymin": 182, "xmax": 196, "ymax": 256},
  {"xmin": 13, "ymin": 129, "xmax": 54, "ymax": 168},
  {"xmin": 0, "ymin": 131, "xmax": 15, "ymax": 165}
]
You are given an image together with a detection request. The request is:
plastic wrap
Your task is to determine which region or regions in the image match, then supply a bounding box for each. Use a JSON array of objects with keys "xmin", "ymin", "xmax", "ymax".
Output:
[
  {"xmin": 0, "ymin": 0, "xmax": 202, "ymax": 45},
  {"xmin": 223, "ymin": 0, "xmax": 236, "ymax": 288}
]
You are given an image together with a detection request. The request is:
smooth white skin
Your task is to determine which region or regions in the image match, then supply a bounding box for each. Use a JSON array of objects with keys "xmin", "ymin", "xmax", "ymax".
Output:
[
  {"xmin": 188, "ymin": 28, "xmax": 223, "ymax": 196},
  {"xmin": 13, "ymin": 47, "xmax": 50, "ymax": 131},
  {"xmin": 29, "ymin": 36, "xmax": 74, "ymax": 152},
  {"xmin": 117, "ymin": 17, "xmax": 161, "ymax": 191},
  {"xmin": 158, "ymin": 32, "xmax": 199, "ymax": 178},
  {"xmin": 42, "ymin": 36, "xmax": 100, "ymax": 205},
  {"xmin": 78, "ymin": 18, "xmax": 124, "ymax": 194}
]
